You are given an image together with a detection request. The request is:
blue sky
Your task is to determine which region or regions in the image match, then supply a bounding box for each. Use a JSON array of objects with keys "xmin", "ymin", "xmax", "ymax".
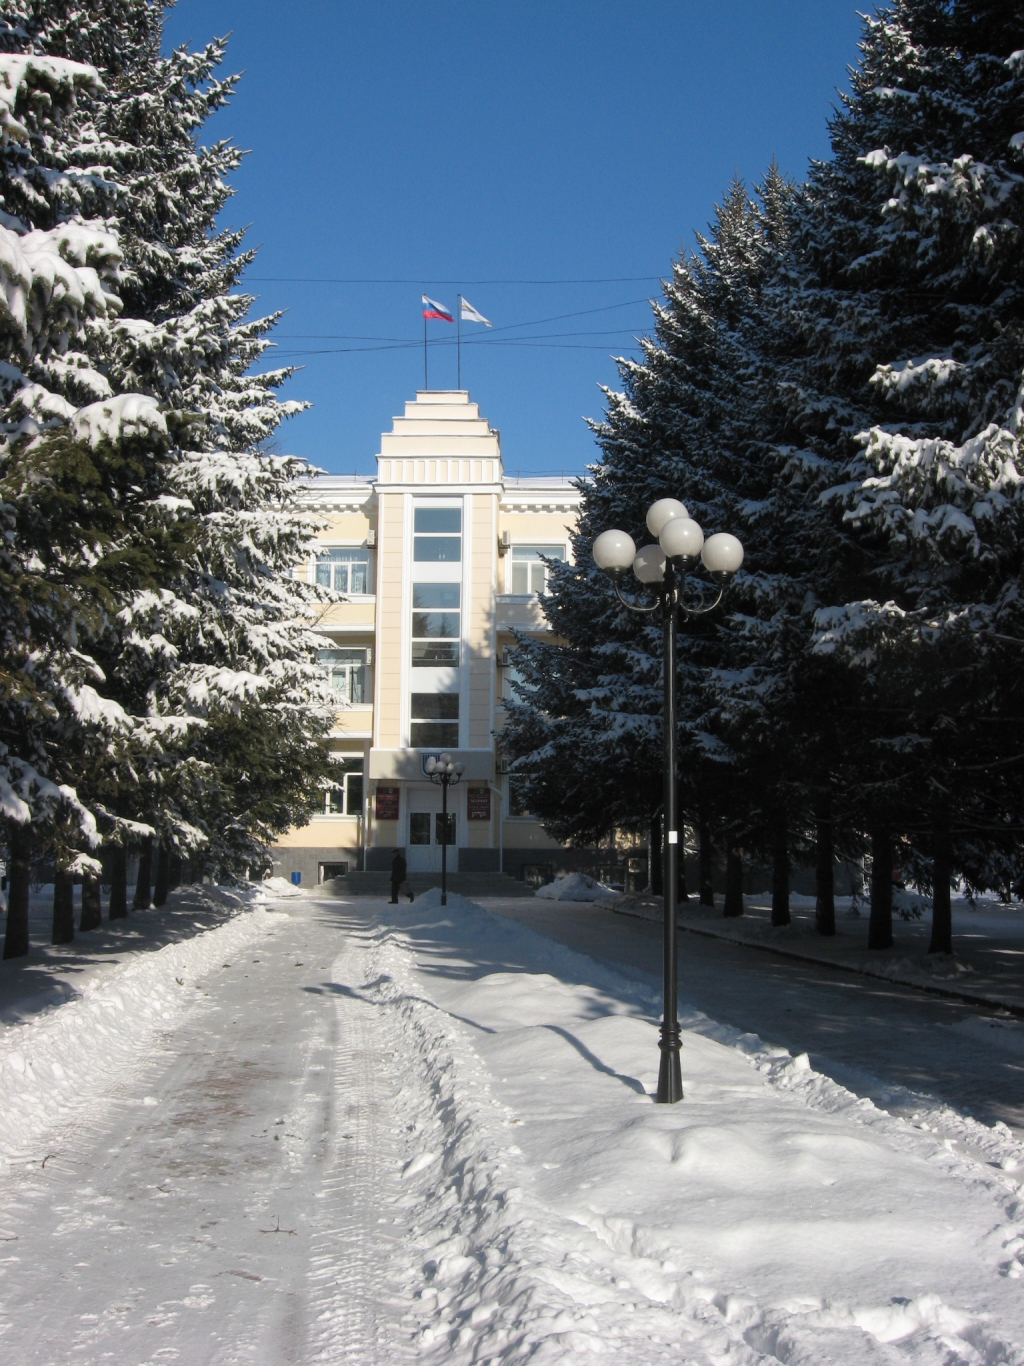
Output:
[{"xmin": 162, "ymin": 0, "xmax": 864, "ymax": 476}]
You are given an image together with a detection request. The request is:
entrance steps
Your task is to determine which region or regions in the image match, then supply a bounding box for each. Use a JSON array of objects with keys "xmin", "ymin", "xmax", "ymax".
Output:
[{"xmin": 320, "ymin": 870, "xmax": 534, "ymax": 899}]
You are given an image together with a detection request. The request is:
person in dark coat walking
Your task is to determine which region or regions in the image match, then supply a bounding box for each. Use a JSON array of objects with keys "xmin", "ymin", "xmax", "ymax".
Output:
[{"xmin": 390, "ymin": 848, "xmax": 413, "ymax": 903}]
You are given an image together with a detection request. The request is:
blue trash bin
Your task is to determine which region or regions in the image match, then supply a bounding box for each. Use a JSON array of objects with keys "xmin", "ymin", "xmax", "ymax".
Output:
[{"xmin": 290, "ymin": 871, "xmax": 301, "ymax": 886}]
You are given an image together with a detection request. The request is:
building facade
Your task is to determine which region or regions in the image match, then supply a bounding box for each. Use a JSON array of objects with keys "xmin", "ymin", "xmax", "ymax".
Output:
[{"xmin": 272, "ymin": 389, "xmax": 586, "ymax": 887}]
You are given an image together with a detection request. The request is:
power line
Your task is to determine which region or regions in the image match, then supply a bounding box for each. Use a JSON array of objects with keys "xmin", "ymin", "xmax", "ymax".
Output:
[
  {"xmin": 248, "ymin": 275, "xmax": 663, "ymax": 285},
  {"xmin": 273, "ymin": 331, "xmax": 646, "ymax": 357},
  {"xmin": 273, "ymin": 296, "xmax": 655, "ymax": 343}
]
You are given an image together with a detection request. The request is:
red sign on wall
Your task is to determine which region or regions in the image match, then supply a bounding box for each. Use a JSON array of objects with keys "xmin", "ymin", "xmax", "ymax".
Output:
[
  {"xmin": 467, "ymin": 787, "xmax": 491, "ymax": 821},
  {"xmin": 375, "ymin": 786, "xmax": 400, "ymax": 821}
]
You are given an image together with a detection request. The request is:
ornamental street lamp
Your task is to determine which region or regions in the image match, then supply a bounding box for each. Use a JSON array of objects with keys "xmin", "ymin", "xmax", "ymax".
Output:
[
  {"xmin": 425, "ymin": 752, "xmax": 464, "ymax": 906},
  {"xmin": 593, "ymin": 500, "xmax": 743, "ymax": 1103}
]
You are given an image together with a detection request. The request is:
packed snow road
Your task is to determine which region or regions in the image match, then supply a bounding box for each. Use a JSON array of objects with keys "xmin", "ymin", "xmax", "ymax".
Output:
[
  {"xmin": 0, "ymin": 896, "xmax": 408, "ymax": 1363},
  {"xmin": 4, "ymin": 889, "xmax": 1024, "ymax": 1363}
]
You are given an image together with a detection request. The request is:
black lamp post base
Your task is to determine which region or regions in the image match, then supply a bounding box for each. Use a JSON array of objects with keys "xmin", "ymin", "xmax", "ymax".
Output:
[{"xmin": 655, "ymin": 1022, "xmax": 683, "ymax": 1103}]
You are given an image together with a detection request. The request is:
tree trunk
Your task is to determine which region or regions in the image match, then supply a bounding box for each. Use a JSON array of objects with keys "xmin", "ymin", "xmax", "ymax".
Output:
[
  {"xmin": 52, "ymin": 869, "xmax": 75, "ymax": 944},
  {"xmin": 649, "ymin": 814, "xmax": 663, "ymax": 896},
  {"xmin": 771, "ymin": 807, "xmax": 790, "ymax": 927},
  {"xmin": 133, "ymin": 837, "xmax": 153, "ymax": 910},
  {"xmin": 815, "ymin": 791, "xmax": 836, "ymax": 937},
  {"xmin": 699, "ymin": 813, "xmax": 714, "ymax": 908},
  {"xmin": 153, "ymin": 841, "xmax": 170, "ymax": 907},
  {"xmin": 109, "ymin": 845, "xmax": 128, "ymax": 920},
  {"xmin": 168, "ymin": 850, "xmax": 182, "ymax": 892},
  {"xmin": 724, "ymin": 845, "xmax": 744, "ymax": 917},
  {"xmin": 868, "ymin": 819, "xmax": 894, "ymax": 950},
  {"xmin": 928, "ymin": 801, "xmax": 952, "ymax": 955},
  {"xmin": 80, "ymin": 871, "xmax": 102, "ymax": 931},
  {"xmin": 3, "ymin": 823, "xmax": 32, "ymax": 959}
]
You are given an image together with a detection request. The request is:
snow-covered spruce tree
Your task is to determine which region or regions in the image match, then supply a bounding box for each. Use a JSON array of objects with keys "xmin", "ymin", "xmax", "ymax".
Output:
[
  {"xmin": 502, "ymin": 175, "xmax": 817, "ymax": 901},
  {"xmin": 82, "ymin": 19, "xmax": 337, "ymax": 880},
  {"xmin": 0, "ymin": 2, "xmax": 334, "ymax": 955},
  {"xmin": 790, "ymin": 0, "xmax": 1024, "ymax": 948},
  {"xmin": 0, "ymin": 50, "xmax": 128, "ymax": 954}
]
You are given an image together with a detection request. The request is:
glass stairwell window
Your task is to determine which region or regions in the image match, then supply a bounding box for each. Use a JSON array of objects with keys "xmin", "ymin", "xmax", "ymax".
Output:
[
  {"xmin": 412, "ymin": 583, "xmax": 460, "ymax": 666},
  {"xmin": 320, "ymin": 649, "xmax": 368, "ymax": 703},
  {"xmin": 414, "ymin": 506, "xmax": 461, "ymax": 561},
  {"xmin": 410, "ymin": 692, "xmax": 459, "ymax": 747},
  {"xmin": 315, "ymin": 546, "xmax": 370, "ymax": 593},
  {"xmin": 510, "ymin": 546, "xmax": 565, "ymax": 594}
]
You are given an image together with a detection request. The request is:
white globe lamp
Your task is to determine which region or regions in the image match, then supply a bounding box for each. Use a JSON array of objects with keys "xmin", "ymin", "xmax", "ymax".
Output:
[
  {"xmin": 646, "ymin": 498, "xmax": 688, "ymax": 538},
  {"xmin": 633, "ymin": 543, "xmax": 667, "ymax": 584},
  {"xmin": 592, "ymin": 529, "xmax": 636, "ymax": 578},
  {"xmin": 660, "ymin": 516, "xmax": 704, "ymax": 562},
  {"xmin": 701, "ymin": 532, "xmax": 744, "ymax": 577}
]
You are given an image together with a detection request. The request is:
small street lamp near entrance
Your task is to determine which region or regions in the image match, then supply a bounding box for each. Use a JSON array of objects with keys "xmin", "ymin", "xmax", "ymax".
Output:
[
  {"xmin": 425, "ymin": 753, "xmax": 464, "ymax": 906},
  {"xmin": 593, "ymin": 499, "xmax": 744, "ymax": 1104}
]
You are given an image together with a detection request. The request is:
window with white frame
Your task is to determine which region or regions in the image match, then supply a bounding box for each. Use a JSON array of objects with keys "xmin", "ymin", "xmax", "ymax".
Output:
[
  {"xmin": 317, "ymin": 764, "xmax": 364, "ymax": 816},
  {"xmin": 410, "ymin": 692, "xmax": 459, "ymax": 748},
  {"xmin": 319, "ymin": 648, "xmax": 368, "ymax": 704},
  {"xmin": 414, "ymin": 506, "xmax": 462, "ymax": 562},
  {"xmin": 314, "ymin": 546, "xmax": 370, "ymax": 593},
  {"xmin": 501, "ymin": 656, "xmax": 529, "ymax": 703},
  {"xmin": 411, "ymin": 583, "xmax": 461, "ymax": 666},
  {"xmin": 507, "ymin": 773, "xmax": 531, "ymax": 817},
  {"xmin": 510, "ymin": 545, "xmax": 565, "ymax": 595}
]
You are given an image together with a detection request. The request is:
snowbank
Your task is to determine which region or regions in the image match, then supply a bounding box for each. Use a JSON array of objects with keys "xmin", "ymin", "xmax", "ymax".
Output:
[
  {"xmin": 0, "ymin": 882, "xmax": 295, "ymax": 1164},
  {"xmin": 534, "ymin": 870, "xmax": 617, "ymax": 901},
  {"xmin": 362, "ymin": 893, "xmax": 1024, "ymax": 1362}
]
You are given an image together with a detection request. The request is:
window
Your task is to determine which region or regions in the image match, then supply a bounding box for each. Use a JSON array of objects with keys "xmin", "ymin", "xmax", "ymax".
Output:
[
  {"xmin": 315, "ymin": 547, "xmax": 370, "ymax": 593},
  {"xmin": 508, "ymin": 774, "xmax": 531, "ymax": 817},
  {"xmin": 435, "ymin": 812, "xmax": 456, "ymax": 846},
  {"xmin": 412, "ymin": 583, "xmax": 460, "ymax": 666},
  {"xmin": 320, "ymin": 648, "xmax": 368, "ymax": 703},
  {"xmin": 502, "ymin": 658, "xmax": 528, "ymax": 703},
  {"xmin": 319, "ymin": 766, "xmax": 363, "ymax": 816},
  {"xmin": 411, "ymin": 692, "xmax": 459, "ymax": 748},
  {"xmin": 414, "ymin": 506, "xmax": 461, "ymax": 562},
  {"xmin": 409, "ymin": 812, "xmax": 431, "ymax": 845},
  {"xmin": 510, "ymin": 545, "xmax": 565, "ymax": 595}
]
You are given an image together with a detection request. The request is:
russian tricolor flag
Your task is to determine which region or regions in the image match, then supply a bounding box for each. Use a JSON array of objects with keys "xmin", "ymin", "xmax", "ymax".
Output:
[{"xmin": 422, "ymin": 294, "xmax": 454, "ymax": 322}]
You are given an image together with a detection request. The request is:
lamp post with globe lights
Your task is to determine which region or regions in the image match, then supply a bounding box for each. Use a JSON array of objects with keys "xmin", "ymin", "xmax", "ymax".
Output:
[
  {"xmin": 592, "ymin": 499, "xmax": 743, "ymax": 1103},
  {"xmin": 424, "ymin": 753, "xmax": 464, "ymax": 905}
]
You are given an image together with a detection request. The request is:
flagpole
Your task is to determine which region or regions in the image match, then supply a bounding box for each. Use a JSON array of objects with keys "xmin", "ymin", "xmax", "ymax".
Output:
[
  {"xmin": 423, "ymin": 310, "xmax": 428, "ymax": 390},
  {"xmin": 457, "ymin": 294, "xmax": 462, "ymax": 390}
]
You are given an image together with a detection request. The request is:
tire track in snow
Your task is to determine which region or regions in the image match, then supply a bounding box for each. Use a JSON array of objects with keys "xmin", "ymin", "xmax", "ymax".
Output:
[{"xmin": 305, "ymin": 916, "xmax": 410, "ymax": 1363}]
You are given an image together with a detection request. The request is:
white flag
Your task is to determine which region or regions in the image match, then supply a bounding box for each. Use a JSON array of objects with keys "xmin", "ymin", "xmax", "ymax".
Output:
[{"xmin": 460, "ymin": 297, "xmax": 492, "ymax": 326}]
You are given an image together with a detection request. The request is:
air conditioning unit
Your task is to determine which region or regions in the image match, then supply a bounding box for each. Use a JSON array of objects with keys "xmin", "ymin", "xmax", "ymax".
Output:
[
  {"xmin": 366, "ymin": 529, "xmax": 377, "ymax": 548},
  {"xmin": 498, "ymin": 529, "xmax": 510, "ymax": 556}
]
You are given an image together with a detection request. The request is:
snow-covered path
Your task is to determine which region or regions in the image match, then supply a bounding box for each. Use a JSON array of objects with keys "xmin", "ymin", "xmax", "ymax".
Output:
[
  {"xmin": 0, "ymin": 896, "xmax": 410, "ymax": 1363},
  {"xmin": 4, "ymin": 890, "xmax": 1024, "ymax": 1363}
]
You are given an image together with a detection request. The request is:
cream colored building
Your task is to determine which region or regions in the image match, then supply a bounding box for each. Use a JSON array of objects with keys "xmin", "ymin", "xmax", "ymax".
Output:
[{"xmin": 272, "ymin": 389, "xmax": 586, "ymax": 887}]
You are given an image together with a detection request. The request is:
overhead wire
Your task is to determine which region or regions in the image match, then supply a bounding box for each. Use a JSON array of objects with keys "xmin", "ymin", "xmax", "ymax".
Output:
[
  {"xmin": 272, "ymin": 334, "xmax": 648, "ymax": 356},
  {"xmin": 272, "ymin": 296, "xmax": 656, "ymax": 344},
  {"xmin": 248, "ymin": 275, "xmax": 664, "ymax": 285}
]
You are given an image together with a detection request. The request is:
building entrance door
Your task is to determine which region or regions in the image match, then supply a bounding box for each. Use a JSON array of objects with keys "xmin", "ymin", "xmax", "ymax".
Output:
[{"xmin": 406, "ymin": 787, "xmax": 458, "ymax": 873}]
